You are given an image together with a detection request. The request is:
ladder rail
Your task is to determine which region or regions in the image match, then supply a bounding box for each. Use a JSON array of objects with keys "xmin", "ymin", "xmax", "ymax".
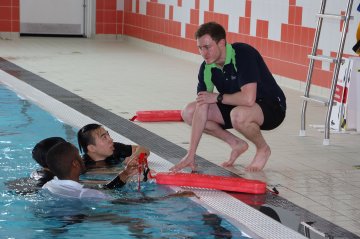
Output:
[
  {"xmin": 300, "ymin": 0, "xmax": 354, "ymax": 144},
  {"xmin": 324, "ymin": 0, "xmax": 354, "ymax": 143},
  {"xmin": 300, "ymin": 0, "xmax": 327, "ymax": 134}
]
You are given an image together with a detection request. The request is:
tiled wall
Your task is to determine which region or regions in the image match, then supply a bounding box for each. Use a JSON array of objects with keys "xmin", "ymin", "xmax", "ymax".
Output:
[
  {"xmin": 2, "ymin": 0, "xmax": 359, "ymax": 90},
  {"xmin": 0, "ymin": 0, "xmax": 19, "ymax": 33},
  {"xmin": 115, "ymin": 0, "xmax": 360, "ymax": 89}
]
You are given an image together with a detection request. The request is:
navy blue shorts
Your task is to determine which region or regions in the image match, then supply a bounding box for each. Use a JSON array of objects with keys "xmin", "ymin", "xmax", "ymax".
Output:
[{"xmin": 217, "ymin": 98, "xmax": 286, "ymax": 130}]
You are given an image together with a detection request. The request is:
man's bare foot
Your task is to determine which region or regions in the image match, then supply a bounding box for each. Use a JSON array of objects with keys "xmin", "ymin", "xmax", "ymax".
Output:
[
  {"xmin": 169, "ymin": 156, "xmax": 197, "ymax": 172},
  {"xmin": 245, "ymin": 145, "xmax": 271, "ymax": 172},
  {"xmin": 221, "ymin": 140, "xmax": 249, "ymax": 167}
]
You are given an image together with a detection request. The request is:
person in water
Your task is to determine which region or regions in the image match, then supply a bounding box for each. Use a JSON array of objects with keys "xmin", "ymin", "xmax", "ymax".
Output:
[
  {"xmin": 77, "ymin": 123, "xmax": 150, "ymax": 172},
  {"xmin": 5, "ymin": 137, "xmax": 66, "ymax": 195},
  {"xmin": 43, "ymin": 141, "xmax": 195, "ymax": 200}
]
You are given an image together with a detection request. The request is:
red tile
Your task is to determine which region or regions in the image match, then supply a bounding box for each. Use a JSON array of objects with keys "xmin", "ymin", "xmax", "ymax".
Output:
[
  {"xmin": 0, "ymin": 20, "xmax": 10, "ymax": 31},
  {"xmin": 289, "ymin": 0, "xmax": 296, "ymax": 6},
  {"xmin": 294, "ymin": 6, "xmax": 302, "ymax": 25},
  {"xmin": 209, "ymin": 0, "xmax": 214, "ymax": 12},
  {"xmin": 287, "ymin": 24, "xmax": 295, "ymax": 43},
  {"xmin": 117, "ymin": 11, "xmax": 123, "ymax": 24},
  {"xmin": 96, "ymin": 10, "xmax": 104, "ymax": 23},
  {"xmin": 0, "ymin": 7, "xmax": 11, "ymax": 20},
  {"xmin": 293, "ymin": 25, "xmax": 302, "ymax": 45},
  {"xmin": 104, "ymin": 0, "xmax": 116, "ymax": 10},
  {"xmin": 273, "ymin": 41, "xmax": 281, "ymax": 59},
  {"xmin": 104, "ymin": 10, "xmax": 116, "ymax": 23},
  {"xmin": 177, "ymin": 0, "xmax": 182, "ymax": 7},
  {"xmin": 103, "ymin": 23, "xmax": 116, "ymax": 34},
  {"xmin": 136, "ymin": 0, "xmax": 139, "ymax": 13},
  {"xmin": 263, "ymin": 21, "xmax": 269, "ymax": 38},
  {"xmin": 185, "ymin": 23, "xmax": 197, "ymax": 39},
  {"xmin": 190, "ymin": 9, "xmax": 199, "ymax": 25},
  {"xmin": 210, "ymin": 12, "xmax": 228, "ymax": 30},
  {"xmin": 245, "ymin": 0, "xmax": 251, "ymax": 18},
  {"xmin": 124, "ymin": 0, "xmax": 132, "ymax": 12},
  {"xmin": 11, "ymin": 6, "xmax": 18, "ymax": 21},
  {"xmin": 96, "ymin": 23, "xmax": 104, "ymax": 34},
  {"xmin": 195, "ymin": 0, "xmax": 199, "ymax": 10},
  {"xmin": 204, "ymin": 11, "xmax": 212, "ymax": 23},
  {"xmin": 12, "ymin": 0, "xmax": 19, "ymax": 7},
  {"xmin": 288, "ymin": 6, "xmax": 296, "ymax": 25},
  {"xmin": 239, "ymin": 17, "xmax": 250, "ymax": 35},
  {"xmin": 169, "ymin": 5, "xmax": 173, "ymax": 20},
  {"xmin": 11, "ymin": 20, "xmax": 19, "ymax": 31},
  {"xmin": 281, "ymin": 24, "xmax": 288, "ymax": 42},
  {"xmin": 0, "ymin": 0, "xmax": 11, "ymax": 7},
  {"xmin": 96, "ymin": 0, "xmax": 104, "ymax": 10},
  {"xmin": 260, "ymin": 38, "xmax": 268, "ymax": 56},
  {"xmin": 265, "ymin": 40, "xmax": 272, "ymax": 57},
  {"xmin": 307, "ymin": 28, "xmax": 315, "ymax": 47}
]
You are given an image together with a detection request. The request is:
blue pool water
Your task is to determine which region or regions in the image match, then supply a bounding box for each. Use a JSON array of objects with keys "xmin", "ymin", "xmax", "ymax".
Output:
[{"xmin": 0, "ymin": 84, "xmax": 252, "ymax": 239}]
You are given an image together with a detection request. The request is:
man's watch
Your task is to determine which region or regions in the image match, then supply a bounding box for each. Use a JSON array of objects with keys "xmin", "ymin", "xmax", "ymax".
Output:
[{"xmin": 217, "ymin": 93, "xmax": 224, "ymax": 103}]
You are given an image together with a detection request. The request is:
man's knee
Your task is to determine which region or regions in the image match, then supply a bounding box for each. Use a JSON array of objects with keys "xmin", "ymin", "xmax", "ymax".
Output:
[
  {"xmin": 230, "ymin": 110, "xmax": 247, "ymax": 129},
  {"xmin": 182, "ymin": 102, "xmax": 196, "ymax": 125}
]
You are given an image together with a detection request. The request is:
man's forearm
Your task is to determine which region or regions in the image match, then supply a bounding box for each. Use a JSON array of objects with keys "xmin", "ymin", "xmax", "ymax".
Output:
[{"xmin": 103, "ymin": 170, "xmax": 129, "ymax": 189}]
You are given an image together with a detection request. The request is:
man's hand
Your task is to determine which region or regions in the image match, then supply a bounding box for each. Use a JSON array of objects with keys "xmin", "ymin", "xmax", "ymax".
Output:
[
  {"xmin": 196, "ymin": 91, "xmax": 218, "ymax": 105},
  {"xmin": 120, "ymin": 158, "xmax": 138, "ymax": 181}
]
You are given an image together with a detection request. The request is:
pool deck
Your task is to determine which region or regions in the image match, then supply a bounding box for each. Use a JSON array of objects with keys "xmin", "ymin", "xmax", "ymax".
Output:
[{"xmin": 1, "ymin": 36, "xmax": 360, "ymax": 238}]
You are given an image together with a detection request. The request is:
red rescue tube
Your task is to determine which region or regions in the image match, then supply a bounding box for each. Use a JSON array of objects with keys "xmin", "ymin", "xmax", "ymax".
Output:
[
  {"xmin": 155, "ymin": 172, "xmax": 266, "ymax": 194},
  {"xmin": 131, "ymin": 110, "xmax": 183, "ymax": 122}
]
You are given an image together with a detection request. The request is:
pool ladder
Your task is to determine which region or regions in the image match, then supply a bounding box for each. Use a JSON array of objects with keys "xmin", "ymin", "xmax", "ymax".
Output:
[{"xmin": 299, "ymin": 0, "xmax": 354, "ymax": 145}]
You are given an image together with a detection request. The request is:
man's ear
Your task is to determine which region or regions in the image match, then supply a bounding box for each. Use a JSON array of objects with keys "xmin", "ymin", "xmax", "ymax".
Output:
[
  {"xmin": 218, "ymin": 39, "xmax": 226, "ymax": 47},
  {"xmin": 87, "ymin": 144, "xmax": 96, "ymax": 153},
  {"xmin": 72, "ymin": 158, "xmax": 79, "ymax": 167}
]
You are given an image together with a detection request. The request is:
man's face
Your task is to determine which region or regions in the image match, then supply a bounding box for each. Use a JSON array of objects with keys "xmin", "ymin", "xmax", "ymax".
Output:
[
  {"xmin": 197, "ymin": 34, "xmax": 223, "ymax": 65},
  {"xmin": 89, "ymin": 127, "xmax": 115, "ymax": 157}
]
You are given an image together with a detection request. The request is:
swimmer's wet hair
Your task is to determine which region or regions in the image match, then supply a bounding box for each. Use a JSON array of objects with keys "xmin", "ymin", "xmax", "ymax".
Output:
[
  {"xmin": 32, "ymin": 137, "xmax": 66, "ymax": 168},
  {"xmin": 77, "ymin": 123, "xmax": 102, "ymax": 154}
]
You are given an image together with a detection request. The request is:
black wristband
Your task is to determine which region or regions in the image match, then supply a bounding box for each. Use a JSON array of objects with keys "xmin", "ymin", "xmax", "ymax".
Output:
[
  {"xmin": 103, "ymin": 175, "xmax": 126, "ymax": 189},
  {"xmin": 217, "ymin": 93, "xmax": 224, "ymax": 103}
]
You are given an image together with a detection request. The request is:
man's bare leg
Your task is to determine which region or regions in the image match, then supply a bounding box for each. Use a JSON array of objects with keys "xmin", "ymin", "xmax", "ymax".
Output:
[
  {"xmin": 245, "ymin": 144, "xmax": 270, "ymax": 172},
  {"xmin": 205, "ymin": 103, "xmax": 252, "ymax": 166},
  {"xmin": 203, "ymin": 121, "xmax": 249, "ymax": 167},
  {"xmin": 180, "ymin": 102, "xmax": 249, "ymax": 169},
  {"xmin": 231, "ymin": 105, "xmax": 271, "ymax": 172}
]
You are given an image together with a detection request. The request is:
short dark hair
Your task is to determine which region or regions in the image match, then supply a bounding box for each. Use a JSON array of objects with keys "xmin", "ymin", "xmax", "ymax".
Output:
[
  {"xmin": 32, "ymin": 137, "xmax": 66, "ymax": 168},
  {"xmin": 46, "ymin": 142, "xmax": 79, "ymax": 179},
  {"xmin": 195, "ymin": 22, "xmax": 226, "ymax": 43},
  {"xmin": 77, "ymin": 123, "xmax": 102, "ymax": 154}
]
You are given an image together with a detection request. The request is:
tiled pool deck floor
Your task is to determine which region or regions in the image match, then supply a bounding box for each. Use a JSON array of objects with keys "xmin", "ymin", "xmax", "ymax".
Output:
[{"xmin": 1, "ymin": 37, "xmax": 360, "ymax": 238}]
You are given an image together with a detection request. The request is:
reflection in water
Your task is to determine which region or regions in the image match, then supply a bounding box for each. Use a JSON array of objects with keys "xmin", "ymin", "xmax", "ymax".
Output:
[
  {"xmin": 63, "ymin": 124, "xmax": 77, "ymax": 142},
  {"xmin": 16, "ymin": 100, "xmax": 33, "ymax": 129}
]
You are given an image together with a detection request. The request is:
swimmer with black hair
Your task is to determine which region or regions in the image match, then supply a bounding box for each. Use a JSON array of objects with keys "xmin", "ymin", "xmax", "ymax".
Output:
[
  {"xmin": 77, "ymin": 123, "xmax": 150, "ymax": 173},
  {"xmin": 5, "ymin": 137, "xmax": 66, "ymax": 194}
]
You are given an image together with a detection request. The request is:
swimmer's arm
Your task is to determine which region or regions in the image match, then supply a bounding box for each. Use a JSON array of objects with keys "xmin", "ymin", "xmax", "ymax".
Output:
[{"xmin": 103, "ymin": 162, "xmax": 138, "ymax": 189}]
